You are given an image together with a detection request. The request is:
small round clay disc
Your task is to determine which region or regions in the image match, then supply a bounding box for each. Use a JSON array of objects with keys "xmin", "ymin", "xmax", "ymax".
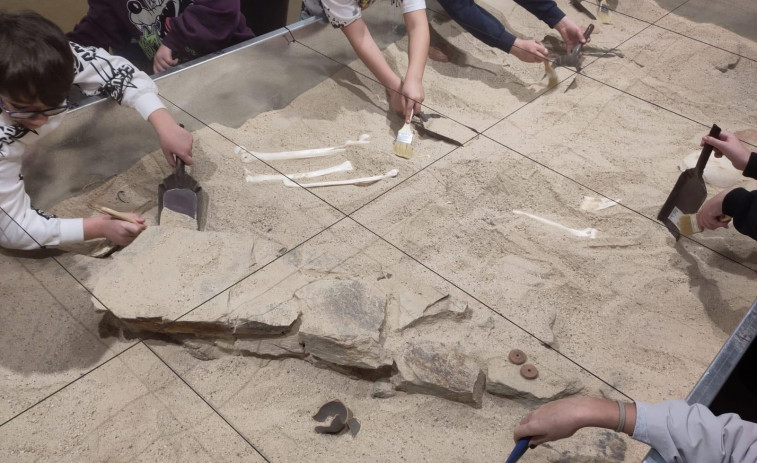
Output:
[
  {"xmin": 520, "ymin": 364, "xmax": 539, "ymax": 380},
  {"xmin": 509, "ymin": 349, "xmax": 527, "ymax": 365}
]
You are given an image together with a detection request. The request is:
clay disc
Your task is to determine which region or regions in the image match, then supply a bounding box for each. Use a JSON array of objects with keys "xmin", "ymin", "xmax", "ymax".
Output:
[
  {"xmin": 520, "ymin": 364, "xmax": 539, "ymax": 380},
  {"xmin": 509, "ymin": 349, "xmax": 527, "ymax": 365}
]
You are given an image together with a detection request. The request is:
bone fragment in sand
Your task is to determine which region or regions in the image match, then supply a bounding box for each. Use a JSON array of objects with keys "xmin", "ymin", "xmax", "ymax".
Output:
[
  {"xmin": 236, "ymin": 134, "xmax": 370, "ymax": 163},
  {"xmin": 283, "ymin": 169, "xmax": 399, "ymax": 188},
  {"xmin": 513, "ymin": 210, "xmax": 597, "ymax": 239},
  {"xmin": 245, "ymin": 161, "xmax": 354, "ymax": 184},
  {"xmin": 580, "ymin": 196, "xmax": 620, "ymax": 212}
]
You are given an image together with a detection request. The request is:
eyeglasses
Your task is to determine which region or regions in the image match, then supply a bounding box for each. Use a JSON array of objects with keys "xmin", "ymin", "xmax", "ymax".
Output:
[{"xmin": 0, "ymin": 98, "xmax": 70, "ymax": 119}]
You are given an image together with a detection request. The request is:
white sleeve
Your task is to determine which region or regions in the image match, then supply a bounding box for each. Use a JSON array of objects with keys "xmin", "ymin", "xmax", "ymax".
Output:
[
  {"xmin": 401, "ymin": 0, "xmax": 426, "ymax": 14},
  {"xmin": 633, "ymin": 400, "xmax": 757, "ymax": 463},
  {"xmin": 69, "ymin": 42, "xmax": 165, "ymax": 120},
  {"xmin": 0, "ymin": 127, "xmax": 83, "ymax": 250}
]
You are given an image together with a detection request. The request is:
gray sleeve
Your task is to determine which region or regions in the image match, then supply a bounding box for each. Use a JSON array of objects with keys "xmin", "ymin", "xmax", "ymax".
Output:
[{"xmin": 632, "ymin": 400, "xmax": 757, "ymax": 463}]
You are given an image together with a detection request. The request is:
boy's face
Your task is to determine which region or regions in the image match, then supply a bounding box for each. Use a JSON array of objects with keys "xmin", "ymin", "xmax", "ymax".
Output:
[{"xmin": 0, "ymin": 95, "xmax": 66, "ymax": 131}]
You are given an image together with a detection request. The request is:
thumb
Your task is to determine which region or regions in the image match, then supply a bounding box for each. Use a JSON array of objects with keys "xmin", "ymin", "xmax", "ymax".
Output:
[
  {"xmin": 123, "ymin": 222, "xmax": 143, "ymax": 236},
  {"xmin": 131, "ymin": 214, "xmax": 146, "ymax": 224}
]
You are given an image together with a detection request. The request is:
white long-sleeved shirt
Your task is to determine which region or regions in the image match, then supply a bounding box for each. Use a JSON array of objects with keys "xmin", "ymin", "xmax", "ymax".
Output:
[
  {"xmin": 0, "ymin": 42, "xmax": 164, "ymax": 250},
  {"xmin": 303, "ymin": 0, "xmax": 426, "ymax": 28},
  {"xmin": 634, "ymin": 400, "xmax": 757, "ymax": 463}
]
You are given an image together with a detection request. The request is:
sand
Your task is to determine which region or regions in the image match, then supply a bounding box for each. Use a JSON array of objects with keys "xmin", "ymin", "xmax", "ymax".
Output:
[{"xmin": 4, "ymin": 0, "xmax": 757, "ymax": 461}]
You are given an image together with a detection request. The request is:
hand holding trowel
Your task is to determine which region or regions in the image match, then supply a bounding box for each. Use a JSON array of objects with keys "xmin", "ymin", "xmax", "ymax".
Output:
[
  {"xmin": 658, "ymin": 124, "xmax": 722, "ymax": 240},
  {"xmin": 554, "ymin": 24, "xmax": 594, "ymax": 70}
]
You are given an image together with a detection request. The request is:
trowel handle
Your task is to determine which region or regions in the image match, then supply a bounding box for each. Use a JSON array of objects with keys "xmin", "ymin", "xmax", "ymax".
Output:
[
  {"xmin": 176, "ymin": 157, "xmax": 186, "ymax": 176},
  {"xmin": 695, "ymin": 124, "xmax": 722, "ymax": 175},
  {"xmin": 570, "ymin": 24, "xmax": 594, "ymax": 55},
  {"xmin": 506, "ymin": 437, "xmax": 531, "ymax": 463}
]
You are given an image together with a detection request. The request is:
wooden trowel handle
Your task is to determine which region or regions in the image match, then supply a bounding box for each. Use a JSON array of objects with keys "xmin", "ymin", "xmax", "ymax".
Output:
[{"xmin": 695, "ymin": 124, "xmax": 722, "ymax": 175}]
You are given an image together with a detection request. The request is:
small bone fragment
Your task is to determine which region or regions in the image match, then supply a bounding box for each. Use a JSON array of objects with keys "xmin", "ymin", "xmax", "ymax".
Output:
[
  {"xmin": 245, "ymin": 161, "xmax": 354, "ymax": 183},
  {"xmin": 284, "ymin": 169, "xmax": 399, "ymax": 188},
  {"xmin": 513, "ymin": 210, "xmax": 597, "ymax": 239},
  {"xmin": 238, "ymin": 134, "xmax": 370, "ymax": 163},
  {"xmin": 580, "ymin": 196, "xmax": 620, "ymax": 212}
]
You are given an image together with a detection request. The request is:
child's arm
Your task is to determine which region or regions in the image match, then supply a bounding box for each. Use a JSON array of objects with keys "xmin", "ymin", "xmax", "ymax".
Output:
[
  {"xmin": 83, "ymin": 214, "xmax": 147, "ymax": 246},
  {"xmin": 402, "ymin": 8, "xmax": 429, "ymax": 119},
  {"xmin": 66, "ymin": 0, "xmax": 130, "ymax": 51},
  {"xmin": 343, "ymin": 19, "xmax": 403, "ymax": 104},
  {"xmin": 69, "ymin": 42, "xmax": 193, "ymax": 167},
  {"xmin": 158, "ymin": 0, "xmax": 254, "ymax": 66}
]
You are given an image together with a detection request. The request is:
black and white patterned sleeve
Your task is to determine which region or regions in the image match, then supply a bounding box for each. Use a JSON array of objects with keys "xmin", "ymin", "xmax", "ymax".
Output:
[{"xmin": 70, "ymin": 42, "xmax": 165, "ymax": 119}]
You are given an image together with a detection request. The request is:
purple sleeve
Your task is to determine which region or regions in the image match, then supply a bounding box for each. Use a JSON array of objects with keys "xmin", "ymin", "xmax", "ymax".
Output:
[
  {"xmin": 66, "ymin": 0, "xmax": 130, "ymax": 50},
  {"xmin": 161, "ymin": 0, "xmax": 255, "ymax": 58}
]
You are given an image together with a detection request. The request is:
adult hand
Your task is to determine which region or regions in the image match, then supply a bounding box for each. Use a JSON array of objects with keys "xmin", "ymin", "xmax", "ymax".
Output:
[
  {"xmin": 511, "ymin": 38, "xmax": 549, "ymax": 63},
  {"xmin": 100, "ymin": 214, "xmax": 147, "ymax": 246},
  {"xmin": 697, "ymin": 188, "xmax": 734, "ymax": 231},
  {"xmin": 514, "ymin": 397, "xmax": 593, "ymax": 446},
  {"xmin": 401, "ymin": 78, "xmax": 424, "ymax": 122},
  {"xmin": 701, "ymin": 130, "xmax": 751, "ymax": 171},
  {"xmin": 148, "ymin": 108, "xmax": 194, "ymax": 167},
  {"xmin": 153, "ymin": 45, "xmax": 179, "ymax": 73},
  {"xmin": 554, "ymin": 16, "xmax": 589, "ymax": 52}
]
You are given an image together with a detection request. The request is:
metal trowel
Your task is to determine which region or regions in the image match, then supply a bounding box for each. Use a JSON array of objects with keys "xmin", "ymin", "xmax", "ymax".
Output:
[
  {"xmin": 657, "ymin": 124, "xmax": 721, "ymax": 240},
  {"xmin": 554, "ymin": 24, "xmax": 594, "ymax": 70},
  {"xmin": 412, "ymin": 112, "xmax": 473, "ymax": 147},
  {"xmin": 158, "ymin": 157, "xmax": 202, "ymax": 226}
]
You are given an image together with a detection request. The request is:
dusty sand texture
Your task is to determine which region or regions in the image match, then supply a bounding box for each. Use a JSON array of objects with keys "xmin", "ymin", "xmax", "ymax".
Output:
[
  {"xmin": 353, "ymin": 136, "xmax": 756, "ymax": 402},
  {"xmin": 159, "ymin": 208, "xmax": 200, "ymax": 229},
  {"xmin": 212, "ymin": 67, "xmax": 475, "ymax": 214},
  {"xmin": 655, "ymin": 0, "xmax": 757, "ymax": 61},
  {"xmin": 144, "ymin": 219, "xmax": 651, "ymax": 462},
  {"xmin": 0, "ymin": 343, "xmax": 266, "ymax": 462},
  {"xmin": 49, "ymin": 126, "xmax": 344, "ymax": 295},
  {"xmin": 566, "ymin": 0, "xmax": 688, "ymax": 24},
  {"xmin": 91, "ymin": 226, "xmax": 256, "ymax": 321},
  {"xmin": 4, "ymin": 1, "xmax": 756, "ymax": 461},
  {"xmin": 0, "ymin": 251, "xmax": 134, "ymax": 422}
]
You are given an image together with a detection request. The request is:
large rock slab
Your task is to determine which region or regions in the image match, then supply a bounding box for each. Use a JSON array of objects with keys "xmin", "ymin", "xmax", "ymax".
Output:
[
  {"xmin": 92, "ymin": 227, "xmax": 256, "ymax": 326},
  {"xmin": 393, "ymin": 342, "xmax": 485, "ymax": 408},
  {"xmin": 486, "ymin": 359, "xmax": 583, "ymax": 406},
  {"xmin": 296, "ymin": 278, "xmax": 390, "ymax": 370}
]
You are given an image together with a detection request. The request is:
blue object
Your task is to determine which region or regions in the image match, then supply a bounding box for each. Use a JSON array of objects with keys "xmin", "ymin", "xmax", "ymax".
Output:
[{"xmin": 506, "ymin": 437, "xmax": 531, "ymax": 463}]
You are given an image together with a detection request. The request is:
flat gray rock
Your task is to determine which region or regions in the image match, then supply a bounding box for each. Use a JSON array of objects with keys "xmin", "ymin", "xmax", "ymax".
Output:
[
  {"xmin": 486, "ymin": 359, "xmax": 584, "ymax": 405},
  {"xmin": 296, "ymin": 278, "xmax": 390, "ymax": 370},
  {"xmin": 393, "ymin": 342, "xmax": 485, "ymax": 408}
]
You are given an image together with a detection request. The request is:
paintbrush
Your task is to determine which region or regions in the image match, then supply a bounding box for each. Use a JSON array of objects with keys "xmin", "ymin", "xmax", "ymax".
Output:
[
  {"xmin": 570, "ymin": 0, "xmax": 597, "ymax": 20},
  {"xmin": 543, "ymin": 61, "xmax": 559, "ymax": 87},
  {"xmin": 89, "ymin": 203, "xmax": 141, "ymax": 224},
  {"xmin": 678, "ymin": 214, "xmax": 731, "ymax": 236},
  {"xmin": 597, "ymin": 0, "xmax": 612, "ymax": 24},
  {"xmin": 393, "ymin": 110, "xmax": 414, "ymax": 159}
]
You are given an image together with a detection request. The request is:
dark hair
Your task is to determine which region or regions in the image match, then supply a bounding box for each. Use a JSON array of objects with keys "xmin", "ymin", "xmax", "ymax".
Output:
[{"xmin": 0, "ymin": 10, "xmax": 74, "ymax": 106}]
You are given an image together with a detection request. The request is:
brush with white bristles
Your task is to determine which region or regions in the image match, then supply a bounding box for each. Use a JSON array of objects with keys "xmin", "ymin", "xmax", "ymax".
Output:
[
  {"xmin": 597, "ymin": 0, "xmax": 611, "ymax": 24},
  {"xmin": 393, "ymin": 110, "xmax": 414, "ymax": 159},
  {"xmin": 678, "ymin": 214, "xmax": 731, "ymax": 236}
]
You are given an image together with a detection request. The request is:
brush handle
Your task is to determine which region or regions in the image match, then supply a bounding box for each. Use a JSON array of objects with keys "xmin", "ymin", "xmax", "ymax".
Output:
[
  {"xmin": 92, "ymin": 205, "xmax": 141, "ymax": 225},
  {"xmin": 506, "ymin": 438, "xmax": 531, "ymax": 463},
  {"xmin": 695, "ymin": 124, "xmax": 722, "ymax": 176}
]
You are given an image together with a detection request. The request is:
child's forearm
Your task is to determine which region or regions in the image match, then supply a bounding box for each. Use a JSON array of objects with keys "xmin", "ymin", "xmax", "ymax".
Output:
[
  {"xmin": 343, "ymin": 19, "xmax": 402, "ymax": 91},
  {"xmin": 83, "ymin": 216, "xmax": 107, "ymax": 241},
  {"xmin": 404, "ymin": 10, "xmax": 429, "ymax": 83}
]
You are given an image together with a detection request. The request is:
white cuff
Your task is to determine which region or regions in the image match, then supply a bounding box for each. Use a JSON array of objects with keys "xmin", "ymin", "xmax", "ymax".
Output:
[
  {"xmin": 59, "ymin": 218, "xmax": 85, "ymax": 244},
  {"xmin": 402, "ymin": 0, "xmax": 426, "ymax": 14},
  {"xmin": 631, "ymin": 402, "xmax": 650, "ymax": 445},
  {"xmin": 133, "ymin": 93, "xmax": 165, "ymax": 120}
]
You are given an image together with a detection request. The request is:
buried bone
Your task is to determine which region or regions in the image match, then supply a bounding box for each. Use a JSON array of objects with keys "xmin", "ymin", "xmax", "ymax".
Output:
[
  {"xmin": 236, "ymin": 134, "xmax": 370, "ymax": 162},
  {"xmin": 245, "ymin": 161, "xmax": 354, "ymax": 184},
  {"xmin": 513, "ymin": 210, "xmax": 597, "ymax": 239},
  {"xmin": 284, "ymin": 169, "xmax": 399, "ymax": 188}
]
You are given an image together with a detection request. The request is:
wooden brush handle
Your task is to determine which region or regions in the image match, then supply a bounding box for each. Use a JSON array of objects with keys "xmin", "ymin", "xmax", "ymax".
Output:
[{"xmin": 91, "ymin": 204, "xmax": 140, "ymax": 225}]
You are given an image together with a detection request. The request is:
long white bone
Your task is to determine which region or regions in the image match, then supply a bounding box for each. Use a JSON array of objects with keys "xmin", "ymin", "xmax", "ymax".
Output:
[
  {"xmin": 513, "ymin": 210, "xmax": 597, "ymax": 239},
  {"xmin": 284, "ymin": 169, "xmax": 399, "ymax": 188},
  {"xmin": 245, "ymin": 161, "xmax": 354, "ymax": 183},
  {"xmin": 236, "ymin": 134, "xmax": 370, "ymax": 163}
]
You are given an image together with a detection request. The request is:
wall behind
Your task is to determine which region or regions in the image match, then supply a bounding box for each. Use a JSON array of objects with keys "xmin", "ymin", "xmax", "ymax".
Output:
[{"xmin": 5, "ymin": 0, "xmax": 88, "ymax": 32}]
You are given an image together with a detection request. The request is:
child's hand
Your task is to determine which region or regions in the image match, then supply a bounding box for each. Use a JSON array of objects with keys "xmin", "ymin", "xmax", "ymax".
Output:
[
  {"xmin": 514, "ymin": 397, "xmax": 595, "ymax": 446},
  {"xmin": 147, "ymin": 109, "xmax": 193, "ymax": 167},
  {"xmin": 702, "ymin": 130, "xmax": 751, "ymax": 171},
  {"xmin": 511, "ymin": 39, "xmax": 549, "ymax": 63},
  {"xmin": 85, "ymin": 214, "xmax": 147, "ymax": 246},
  {"xmin": 554, "ymin": 17, "xmax": 588, "ymax": 52},
  {"xmin": 697, "ymin": 188, "xmax": 734, "ymax": 231},
  {"xmin": 153, "ymin": 45, "xmax": 179, "ymax": 73},
  {"xmin": 401, "ymin": 78, "xmax": 424, "ymax": 122}
]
